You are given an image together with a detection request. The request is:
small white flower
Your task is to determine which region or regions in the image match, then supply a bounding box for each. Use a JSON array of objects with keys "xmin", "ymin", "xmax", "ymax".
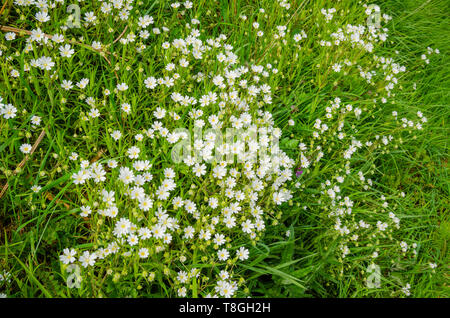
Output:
[{"xmin": 20, "ymin": 143, "xmax": 32, "ymax": 154}]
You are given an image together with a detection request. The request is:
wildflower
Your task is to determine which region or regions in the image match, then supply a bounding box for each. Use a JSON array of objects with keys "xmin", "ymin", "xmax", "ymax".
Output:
[
  {"xmin": 31, "ymin": 115, "xmax": 41, "ymax": 126},
  {"xmin": 30, "ymin": 28, "xmax": 45, "ymax": 42},
  {"xmin": 59, "ymin": 248, "xmax": 76, "ymax": 264},
  {"xmin": 121, "ymin": 103, "xmax": 131, "ymax": 114},
  {"xmin": 117, "ymin": 83, "xmax": 129, "ymax": 91},
  {"xmin": 80, "ymin": 206, "xmax": 92, "ymax": 217},
  {"xmin": 5, "ymin": 32, "xmax": 15, "ymax": 41},
  {"xmin": 402, "ymin": 283, "xmax": 411, "ymax": 296},
  {"xmin": 31, "ymin": 185, "xmax": 41, "ymax": 193},
  {"xmin": 20, "ymin": 143, "xmax": 32, "ymax": 154},
  {"xmin": 145, "ymin": 77, "xmax": 158, "ymax": 89},
  {"xmin": 69, "ymin": 152, "xmax": 78, "ymax": 161},
  {"xmin": 10, "ymin": 69, "xmax": 19, "ymax": 78},
  {"xmin": 59, "ymin": 44, "xmax": 75, "ymax": 58},
  {"xmin": 119, "ymin": 167, "xmax": 135, "ymax": 184},
  {"xmin": 213, "ymin": 233, "xmax": 226, "ymax": 246},
  {"xmin": 199, "ymin": 229, "xmax": 211, "ymax": 240},
  {"xmin": 2, "ymin": 104, "xmax": 17, "ymax": 119},
  {"xmin": 332, "ymin": 63, "xmax": 342, "ymax": 72},
  {"xmin": 192, "ymin": 163, "xmax": 207, "ymax": 177},
  {"xmin": 76, "ymin": 78, "xmax": 89, "ymax": 89},
  {"xmin": 400, "ymin": 241, "xmax": 408, "ymax": 252},
  {"xmin": 114, "ymin": 218, "xmax": 131, "ymax": 237},
  {"xmin": 92, "ymin": 41, "xmax": 102, "ymax": 50},
  {"xmin": 79, "ymin": 251, "xmax": 97, "ymax": 267},
  {"xmin": 84, "ymin": 12, "xmax": 97, "ymax": 23},
  {"xmin": 152, "ymin": 224, "xmax": 165, "ymax": 239},
  {"xmin": 241, "ymin": 220, "xmax": 254, "ymax": 234},
  {"xmin": 164, "ymin": 168, "xmax": 176, "ymax": 179},
  {"xmin": 127, "ymin": 234, "xmax": 139, "ymax": 246},
  {"xmin": 61, "ymin": 80, "xmax": 73, "ymax": 90},
  {"xmin": 183, "ymin": 226, "xmax": 195, "ymax": 239},
  {"xmin": 111, "ymin": 130, "xmax": 122, "ymax": 141},
  {"xmin": 127, "ymin": 146, "xmax": 140, "ymax": 159},
  {"xmin": 138, "ymin": 227, "xmax": 152, "ymax": 240},
  {"xmin": 237, "ymin": 247, "xmax": 249, "ymax": 261},
  {"xmin": 37, "ymin": 56, "xmax": 54, "ymax": 71},
  {"xmin": 177, "ymin": 271, "xmax": 188, "ymax": 283}
]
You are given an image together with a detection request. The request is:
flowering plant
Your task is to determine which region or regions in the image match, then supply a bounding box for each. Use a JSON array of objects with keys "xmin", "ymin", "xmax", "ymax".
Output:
[{"xmin": 0, "ymin": 0, "xmax": 446, "ymax": 298}]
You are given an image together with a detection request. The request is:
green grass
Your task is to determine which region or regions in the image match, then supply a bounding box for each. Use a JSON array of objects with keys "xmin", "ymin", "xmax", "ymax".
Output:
[{"xmin": 0, "ymin": 0, "xmax": 448, "ymax": 298}]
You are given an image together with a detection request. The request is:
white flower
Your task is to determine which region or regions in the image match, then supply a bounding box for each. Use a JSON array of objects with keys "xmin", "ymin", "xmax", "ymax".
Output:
[
  {"xmin": 59, "ymin": 248, "xmax": 76, "ymax": 264},
  {"xmin": 37, "ymin": 56, "xmax": 54, "ymax": 71},
  {"xmin": 31, "ymin": 185, "xmax": 42, "ymax": 193},
  {"xmin": 153, "ymin": 107, "xmax": 166, "ymax": 119},
  {"xmin": 144, "ymin": 77, "xmax": 158, "ymax": 89},
  {"xmin": 332, "ymin": 63, "xmax": 342, "ymax": 72},
  {"xmin": 77, "ymin": 78, "xmax": 89, "ymax": 89},
  {"xmin": 30, "ymin": 28, "xmax": 45, "ymax": 42},
  {"xmin": 241, "ymin": 220, "xmax": 254, "ymax": 234},
  {"xmin": 402, "ymin": 283, "xmax": 411, "ymax": 296},
  {"xmin": 127, "ymin": 234, "xmax": 139, "ymax": 246},
  {"xmin": 79, "ymin": 251, "xmax": 97, "ymax": 267},
  {"xmin": 2, "ymin": 104, "xmax": 17, "ymax": 119},
  {"xmin": 80, "ymin": 205, "xmax": 92, "ymax": 217},
  {"xmin": 111, "ymin": 130, "xmax": 122, "ymax": 141},
  {"xmin": 114, "ymin": 218, "xmax": 131, "ymax": 237},
  {"xmin": 31, "ymin": 115, "xmax": 41, "ymax": 126},
  {"xmin": 5, "ymin": 32, "xmax": 16, "ymax": 41},
  {"xmin": 84, "ymin": 11, "xmax": 97, "ymax": 23},
  {"xmin": 127, "ymin": 146, "xmax": 140, "ymax": 159},
  {"xmin": 61, "ymin": 80, "xmax": 73, "ymax": 90},
  {"xmin": 35, "ymin": 11, "xmax": 50, "ymax": 23},
  {"xmin": 183, "ymin": 226, "xmax": 195, "ymax": 239},
  {"xmin": 152, "ymin": 224, "xmax": 165, "ymax": 239},
  {"xmin": 217, "ymin": 249, "xmax": 229, "ymax": 261},
  {"xmin": 92, "ymin": 41, "xmax": 102, "ymax": 50}
]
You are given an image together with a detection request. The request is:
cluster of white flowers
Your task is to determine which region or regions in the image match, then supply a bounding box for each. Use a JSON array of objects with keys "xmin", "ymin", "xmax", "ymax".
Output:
[{"xmin": 62, "ymin": 21, "xmax": 297, "ymax": 295}]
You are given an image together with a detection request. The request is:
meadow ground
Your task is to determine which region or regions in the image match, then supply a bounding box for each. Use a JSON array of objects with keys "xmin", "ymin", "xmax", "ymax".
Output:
[{"xmin": 0, "ymin": 0, "xmax": 448, "ymax": 298}]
